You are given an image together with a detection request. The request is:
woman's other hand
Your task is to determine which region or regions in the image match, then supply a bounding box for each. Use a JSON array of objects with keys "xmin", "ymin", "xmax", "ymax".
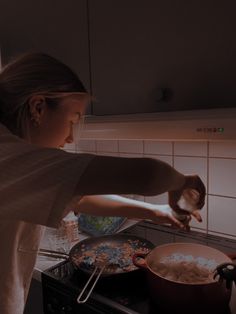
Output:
[{"xmin": 149, "ymin": 204, "xmax": 202, "ymax": 231}]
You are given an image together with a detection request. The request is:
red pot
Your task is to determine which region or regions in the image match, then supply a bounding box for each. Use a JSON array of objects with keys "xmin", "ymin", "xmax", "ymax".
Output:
[{"xmin": 133, "ymin": 242, "xmax": 236, "ymax": 314}]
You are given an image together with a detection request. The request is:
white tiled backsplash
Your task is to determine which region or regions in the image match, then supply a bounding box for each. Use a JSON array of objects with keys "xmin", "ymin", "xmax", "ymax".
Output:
[{"xmin": 64, "ymin": 138, "xmax": 236, "ymax": 242}]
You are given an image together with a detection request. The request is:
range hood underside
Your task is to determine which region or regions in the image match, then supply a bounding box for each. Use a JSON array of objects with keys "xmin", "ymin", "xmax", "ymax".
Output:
[{"xmin": 81, "ymin": 108, "xmax": 236, "ymax": 141}]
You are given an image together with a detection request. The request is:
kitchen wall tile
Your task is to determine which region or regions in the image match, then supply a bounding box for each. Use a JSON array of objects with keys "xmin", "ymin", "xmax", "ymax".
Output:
[
  {"xmin": 96, "ymin": 152, "xmax": 118, "ymax": 157},
  {"xmin": 174, "ymin": 156, "xmax": 207, "ymax": 187},
  {"xmin": 174, "ymin": 141, "xmax": 208, "ymax": 156},
  {"xmin": 209, "ymin": 158, "xmax": 236, "ymax": 197},
  {"xmin": 143, "ymin": 155, "xmax": 172, "ymax": 205},
  {"xmin": 190, "ymin": 208, "xmax": 207, "ymax": 231},
  {"xmin": 174, "ymin": 234, "xmax": 206, "ymax": 245},
  {"xmin": 145, "ymin": 193, "xmax": 168, "ymax": 205},
  {"xmin": 208, "ymin": 195, "xmax": 236, "ymax": 237},
  {"xmin": 144, "ymin": 140, "xmax": 172, "ymax": 155},
  {"xmin": 64, "ymin": 143, "xmax": 76, "ymax": 151},
  {"xmin": 190, "ymin": 227, "xmax": 208, "ymax": 234},
  {"xmin": 143, "ymin": 154, "xmax": 173, "ymax": 166},
  {"xmin": 118, "ymin": 152, "xmax": 143, "ymax": 158},
  {"xmin": 132, "ymin": 195, "xmax": 145, "ymax": 202},
  {"xmin": 209, "ymin": 141, "xmax": 236, "ymax": 158},
  {"xmin": 96, "ymin": 140, "xmax": 118, "ymax": 153},
  {"xmin": 208, "ymin": 231, "xmax": 236, "ymax": 241},
  {"xmin": 63, "ymin": 149, "xmax": 77, "ymax": 155},
  {"xmin": 77, "ymin": 139, "xmax": 96, "ymax": 152},
  {"xmin": 208, "ymin": 241, "xmax": 236, "ymax": 254},
  {"xmin": 125, "ymin": 225, "xmax": 147, "ymax": 239},
  {"xmin": 146, "ymin": 228, "xmax": 174, "ymax": 246},
  {"xmin": 118, "ymin": 140, "xmax": 143, "ymax": 154}
]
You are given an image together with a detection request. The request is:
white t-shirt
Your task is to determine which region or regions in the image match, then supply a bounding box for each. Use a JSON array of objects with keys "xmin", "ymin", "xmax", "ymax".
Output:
[{"xmin": 0, "ymin": 124, "xmax": 94, "ymax": 314}]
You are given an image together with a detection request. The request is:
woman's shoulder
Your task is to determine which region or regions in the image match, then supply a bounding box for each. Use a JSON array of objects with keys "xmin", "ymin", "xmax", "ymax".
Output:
[{"xmin": 0, "ymin": 122, "xmax": 95, "ymax": 163}]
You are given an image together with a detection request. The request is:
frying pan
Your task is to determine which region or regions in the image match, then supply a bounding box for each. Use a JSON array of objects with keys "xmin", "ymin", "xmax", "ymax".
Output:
[
  {"xmin": 39, "ymin": 233, "xmax": 154, "ymax": 303},
  {"xmin": 69, "ymin": 233, "xmax": 154, "ymax": 276}
]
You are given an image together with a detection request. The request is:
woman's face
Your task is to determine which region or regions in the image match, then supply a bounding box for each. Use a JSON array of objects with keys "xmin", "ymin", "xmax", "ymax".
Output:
[{"xmin": 28, "ymin": 95, "xmax": 88, "ymax": 148}]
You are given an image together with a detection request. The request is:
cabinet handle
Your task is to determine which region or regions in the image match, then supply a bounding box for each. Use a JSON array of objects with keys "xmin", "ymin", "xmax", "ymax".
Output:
[
  {"xmin": 156, "ymin": 88, "xmax": 173, "ymax": 102},
  {"xmin": 156, "ymin": 88, "xmax": 164, "ymax": 101}
]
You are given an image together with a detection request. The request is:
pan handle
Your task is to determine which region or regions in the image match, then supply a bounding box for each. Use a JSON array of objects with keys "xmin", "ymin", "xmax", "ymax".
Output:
[
  {"xmin": 132, "ymin": 252, "xmax": 148, "ymax": 270},
  {"xmin": 77, "ymin": 265, "xmax": 106, "ymax": 304},
  {"xmin": 38, "ymin": 248, "xmax": 69, "ymax": 259}
]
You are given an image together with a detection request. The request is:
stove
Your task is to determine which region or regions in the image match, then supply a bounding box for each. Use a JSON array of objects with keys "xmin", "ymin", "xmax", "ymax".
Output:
[{"xmin": 41, "ymin": 260, "xmax": 236, "ymax": 314}]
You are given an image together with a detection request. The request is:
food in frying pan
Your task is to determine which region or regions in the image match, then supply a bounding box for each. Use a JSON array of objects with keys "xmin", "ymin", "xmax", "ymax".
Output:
[
  {"xmin": 71, "ymin": 239, "xmax": 150, "ymax": 273},
  {"xmin": 150, "ymin": 253, "xmax": 218, "ymax": 284}
]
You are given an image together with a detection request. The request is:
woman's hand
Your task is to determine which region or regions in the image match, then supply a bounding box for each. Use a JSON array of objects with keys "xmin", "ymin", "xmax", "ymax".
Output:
[
  {"xmin": 168, "ymin": 174, "xmax": 206, "ymax": 218},
  {"xmin": 150, "ymin": 204, "xmax": 202, "ymax": 231}
]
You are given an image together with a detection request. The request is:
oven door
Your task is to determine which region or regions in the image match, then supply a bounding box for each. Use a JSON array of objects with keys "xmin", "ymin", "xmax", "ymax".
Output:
[{"xmin": 42, "ymin": 279, "xmax": 136, "ymax": 314}]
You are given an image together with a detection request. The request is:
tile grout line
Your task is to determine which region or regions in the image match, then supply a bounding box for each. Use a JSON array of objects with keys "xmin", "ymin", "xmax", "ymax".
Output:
[
  {"xmin": 206, "ymin": 141, "xmax": 210, "ymax": 241},
  {"xmin": 207, "ymin": 193, "xmax": 236, "ymax": 200},
  {"xmin": 172, "ymin": 141, "xmax": 176, "ymax": 242},
  {"xmin": 95, "ymin": 139, "xmax": 98, "ymax": 155},
  {"xmin": 172, "ymin": 141, "xmax": 175, "ymax": 167}
]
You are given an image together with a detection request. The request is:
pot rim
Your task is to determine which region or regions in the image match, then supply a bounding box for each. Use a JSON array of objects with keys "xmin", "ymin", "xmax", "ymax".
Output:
[{"xmin": 144, "ymin": 242, "xmax": 232, "ymax": 286}]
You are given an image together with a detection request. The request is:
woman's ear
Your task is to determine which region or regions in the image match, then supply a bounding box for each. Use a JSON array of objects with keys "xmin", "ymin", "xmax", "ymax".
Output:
[{"xmin": 28, "ymin": 95, "xmax": 46, "ymax": 126}]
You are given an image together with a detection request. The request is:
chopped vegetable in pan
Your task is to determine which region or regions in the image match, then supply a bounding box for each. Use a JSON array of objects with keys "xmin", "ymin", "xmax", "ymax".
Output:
[{"xmin": 71, "ymin": 239, "xmax": 150, "ymax": 273}]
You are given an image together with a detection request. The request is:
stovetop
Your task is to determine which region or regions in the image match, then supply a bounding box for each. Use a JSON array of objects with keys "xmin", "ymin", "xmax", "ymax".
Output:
[{"xmin": 41, "ymin": 259, "xmax": 236, "ymax": 314}]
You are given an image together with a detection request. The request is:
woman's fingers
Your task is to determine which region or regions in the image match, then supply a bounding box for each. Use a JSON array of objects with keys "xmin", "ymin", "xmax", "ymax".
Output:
[
  {"xmin": 191, "ymin": 210, "xmax": 202, "ymax": 222},
  {"xmin": 190, "ymin": 175, "xmax": 206, "ymax": 209},
  {"xmin": 169, "ymin": 175, "xmax": 206, "ymax": 214},
  {"xmin": 171, "ymin": 218, "xmax": 185, "ymax": 229}
]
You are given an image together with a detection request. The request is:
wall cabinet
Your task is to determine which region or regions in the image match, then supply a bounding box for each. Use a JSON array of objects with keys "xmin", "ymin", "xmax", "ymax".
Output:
[
  {"xmin": 0, "ymin": 0, "xmax": 92, "ymax": 113},
  {"xmin": 89, "ymin": 0, "xmax": 236, "ymax": 115},
  {"xmin": 1, "ymin": 1, "xmax": 236, "ymax": 116},
  {"xmin": 24, "ymin": 279, "xmax": 44, "ymax": 314}
]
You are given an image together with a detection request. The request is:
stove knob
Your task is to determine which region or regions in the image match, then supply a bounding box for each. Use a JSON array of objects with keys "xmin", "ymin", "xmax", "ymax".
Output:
[
  {"xmin": 60, "ymin": 305, "xmax": 73, "ymax": 313},
  {"xmin": 46, "ymin": 303, "xmax": 55, "ymax": 313}
]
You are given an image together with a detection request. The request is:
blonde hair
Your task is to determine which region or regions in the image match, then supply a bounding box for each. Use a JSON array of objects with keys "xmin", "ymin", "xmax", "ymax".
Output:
[{"xmin": 0, "ymin": 52, "xmax": 89, "ymax": 137}]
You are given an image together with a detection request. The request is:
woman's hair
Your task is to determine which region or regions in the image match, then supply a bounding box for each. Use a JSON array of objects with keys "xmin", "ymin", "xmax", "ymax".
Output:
[{"xmin": 0, "ymin": 52, "xmax": 88, "ymax": 137}]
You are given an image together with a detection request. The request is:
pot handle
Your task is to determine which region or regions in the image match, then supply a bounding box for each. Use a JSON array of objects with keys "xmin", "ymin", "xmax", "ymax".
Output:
[
  {"xmin": 213, "ymin": 253, "xmax": 236, "ymax": 289},
  {"xmin": 132, "ymin": 252, "xmax": 149, "ymax": 269},
  {"xmin": 227, "ymin": 253, "xmax": 236, "ymax": 262}
]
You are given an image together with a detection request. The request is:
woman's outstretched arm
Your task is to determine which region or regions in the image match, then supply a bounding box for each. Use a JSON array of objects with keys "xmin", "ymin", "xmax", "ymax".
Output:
[
  {"xmin": 76, "ymin": 156, "xmax": 186, "ymax": 196},
  {"xmin": 75, "ymin": 195, "xmax": 202, "ymax": 230}
]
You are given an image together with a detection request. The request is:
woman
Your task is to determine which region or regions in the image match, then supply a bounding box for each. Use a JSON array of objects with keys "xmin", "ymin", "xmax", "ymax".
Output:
[{"xmin": 0, "ymin": 52, "xmax": 205, "ymax": 314}]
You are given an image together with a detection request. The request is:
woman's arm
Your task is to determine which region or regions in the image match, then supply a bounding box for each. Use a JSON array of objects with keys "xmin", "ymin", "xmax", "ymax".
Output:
[
  {"xmin": 76, "ymin": 156, "xmax": 186, "ymax": 196},
  {"xmin": 74, "ymin": 156, "xmax": 205, "ymax": 214},
  {"xmin": 75, "ymin": 195, "xmax": 201, "ymax": 230}
]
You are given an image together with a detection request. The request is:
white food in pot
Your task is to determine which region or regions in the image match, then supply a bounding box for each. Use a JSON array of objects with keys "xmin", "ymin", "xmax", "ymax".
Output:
[{"xmin": 149, "ymin": 253, "xmax": 218, "ymax": 284}]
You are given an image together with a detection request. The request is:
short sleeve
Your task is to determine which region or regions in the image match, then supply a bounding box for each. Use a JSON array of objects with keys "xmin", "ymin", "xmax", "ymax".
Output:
[{"xmin": 0, "ymin": 125, "xmax": 95, "ymax": 228}]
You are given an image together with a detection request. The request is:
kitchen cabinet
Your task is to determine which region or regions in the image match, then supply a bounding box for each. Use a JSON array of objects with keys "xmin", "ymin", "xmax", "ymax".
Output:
[
  {"xmin": 89, "ymin": 0, "xmax": 236, "ymax": 115},
  {"xmin": 24, "ymin": 279, "xmax": 44, "ymax": 314},
  {"xmin": 0, "ymin": 0, "xmax": 92, "ymax": 113},
  {"xmin": 2, "ymin": 1, "xmax": 236, "ymax": 116}
]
